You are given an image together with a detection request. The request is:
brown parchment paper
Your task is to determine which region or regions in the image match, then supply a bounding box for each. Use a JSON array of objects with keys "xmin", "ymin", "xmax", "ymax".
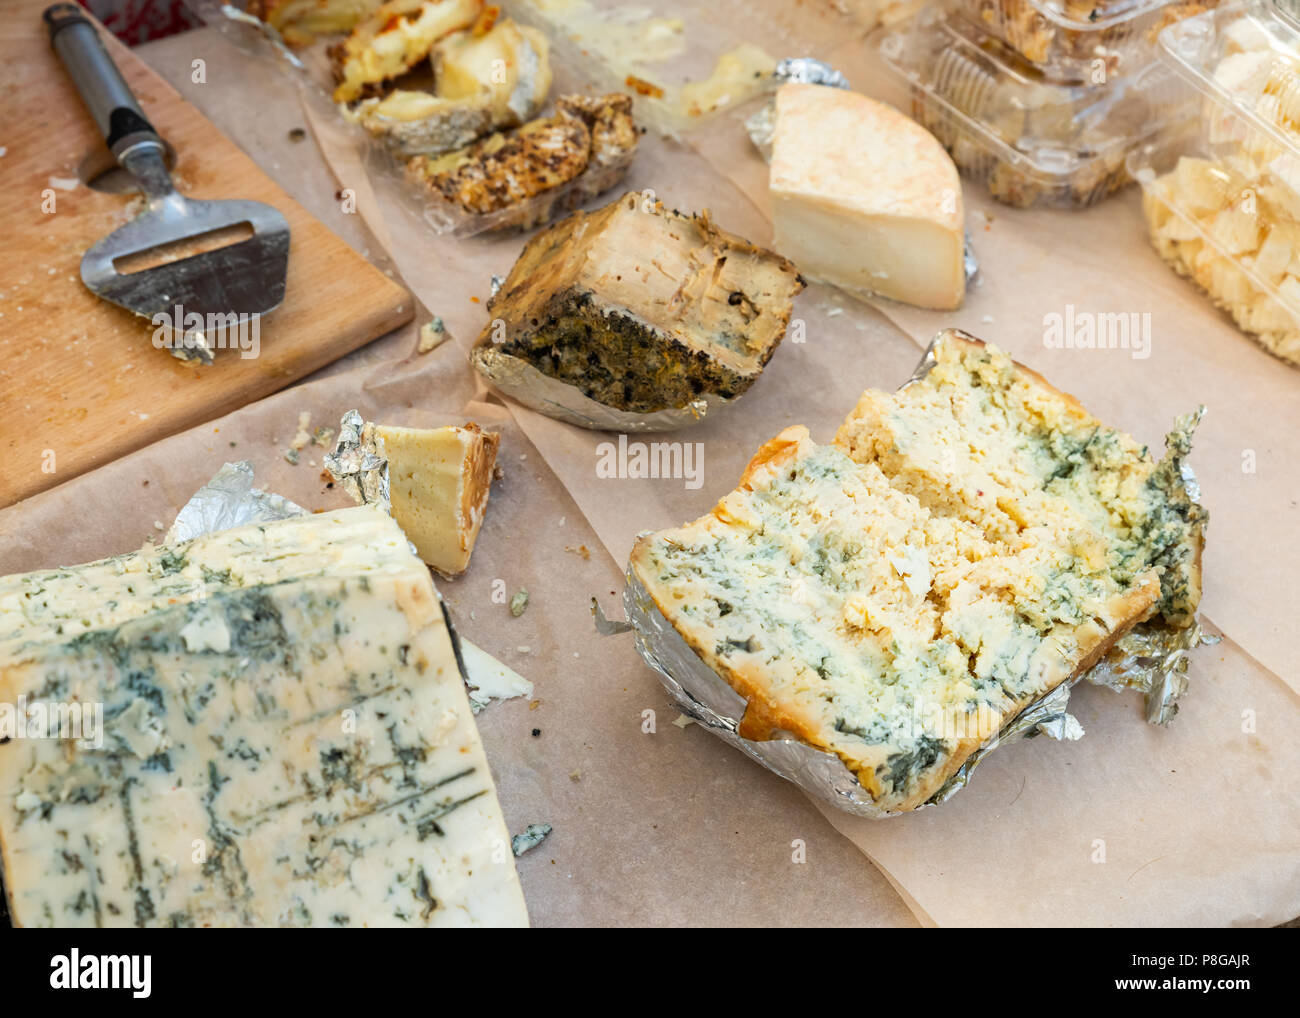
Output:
[
  {"xmin": 6, "ymin": 11, "xmax": 1295, "ymax": 926},
  {"xmin": 287, "ymin": 6, "xmax": 1300, "ymax": 926}
]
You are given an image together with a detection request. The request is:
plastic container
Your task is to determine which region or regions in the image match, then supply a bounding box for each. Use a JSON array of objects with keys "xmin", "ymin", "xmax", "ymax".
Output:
[
  {"xmin": 1126, "ymin": 2, "xmax": 1300, "ymax": 365},
  {"xmin": 945, "ymin": 0, "xmax": 1219, "ymax": 81},
  {"xmin": 188, "ymin": 0, "xmax": 643, "ymax": 236},
  {"xmin": 880, "ymin": 7, "xmax": 1191, "ymax": 208}
]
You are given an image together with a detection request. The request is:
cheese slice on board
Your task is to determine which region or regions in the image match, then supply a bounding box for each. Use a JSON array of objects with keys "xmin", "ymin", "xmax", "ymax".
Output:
[
  {"xmin": 769, "ymin": 83, "xmax": 965, "ymax": 311},
  {"xmin": 0, "ymin": 505, "xmax": 528, "ymax": 927},
  {"xmin": 375, "ymin": 422, "xmax": 499, "ymax": 578}
]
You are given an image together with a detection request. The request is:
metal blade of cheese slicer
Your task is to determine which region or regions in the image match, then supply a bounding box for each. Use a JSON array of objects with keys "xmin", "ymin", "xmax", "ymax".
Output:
[{"xmin": 44, "ymin": 4, "xmax": 290, "ymax": 365}]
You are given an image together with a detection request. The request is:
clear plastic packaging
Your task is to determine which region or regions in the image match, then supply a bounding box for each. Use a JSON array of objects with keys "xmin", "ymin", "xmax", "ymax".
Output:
[
  {"xmin": 945, "ymin": 0, "xmax": 1219, "ymax": 81},
  {"xmin": 1128, "ymin": 2, "xmax": 1300, "ymax": 366},
  {"xmin": 189, "ymin": 1, "xmax": 641, "ymax": 236},
  {"xmin": 879, "ymin": 6, "xmax": 1189, "ymax": 208}
]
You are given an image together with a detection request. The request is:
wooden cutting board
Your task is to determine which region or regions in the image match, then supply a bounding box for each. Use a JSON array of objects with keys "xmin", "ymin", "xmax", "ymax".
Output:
[{"xmin": 0, "ymin": 1, "xmax": 414, "ymax": 508}]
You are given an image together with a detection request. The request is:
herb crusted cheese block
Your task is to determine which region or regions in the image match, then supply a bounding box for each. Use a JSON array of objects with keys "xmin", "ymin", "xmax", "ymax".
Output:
[
  {"xmin": 406, "ymin": 93, "xmax": 638, "ymax": 227},
  {"xmin": 0, "ymin": 506, "xmax": 528, "ymax": 927},
  {"xmin": 471, "ymin": 191, "xmax": 804, "ymax": 418},
  {"xmin": 631, "ymin": 333, "xmax": 1204, "ymax": 813}
]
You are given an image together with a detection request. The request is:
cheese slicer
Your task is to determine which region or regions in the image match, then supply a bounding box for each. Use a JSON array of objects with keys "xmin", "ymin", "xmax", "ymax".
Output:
[{"xmin": 43, "ymin": 3, "xmax": 290, "ymax": 364}]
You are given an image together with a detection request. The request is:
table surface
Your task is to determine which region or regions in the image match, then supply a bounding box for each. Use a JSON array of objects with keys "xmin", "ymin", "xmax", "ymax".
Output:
[
  {"xmin": 20, "ymin": 22, "xmax": 1285, "ymax": 930},
  {"xmin": 125, "ymin": 25, "xmax": 923, "ymax": 928}
]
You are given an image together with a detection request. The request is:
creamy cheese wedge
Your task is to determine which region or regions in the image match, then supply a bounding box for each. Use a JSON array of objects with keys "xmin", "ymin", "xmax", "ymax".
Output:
[
  {"xmin": 769, "ymin": 83, "xmax": 965, "ymax": 310},
  {"xmin": 375, "ymin": 422, "xmax": 499, "ymax": 578},
  {"xmin": 0, "ymin": 506, "xmax": 528, "ymax": 927}
]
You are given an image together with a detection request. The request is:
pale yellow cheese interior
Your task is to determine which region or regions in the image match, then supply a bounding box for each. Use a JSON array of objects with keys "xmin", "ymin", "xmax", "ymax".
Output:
[
  {"xmin": 377, "ymin": 423, "xmax": 499, "ymax": 578},
  {"xmin": 769, "ymin": 83, "xmax": 965, "ymax": 311}
]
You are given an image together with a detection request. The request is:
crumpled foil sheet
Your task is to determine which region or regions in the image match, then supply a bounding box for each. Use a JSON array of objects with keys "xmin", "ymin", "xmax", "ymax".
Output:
[
  {"xmin": 606, "ymin": 335, "xmax": 1212, "ymax": 816},
  {"xmin": 471, "ymin": 344, "xmax": 729, "ymax": 433},
  {"xmin": 774, "ymin": 57, "xmax": 851, "ymax": 90},
  {"xmin": 322, "ymin": 410, "xmax": 391, "ymax": 509},
  {"xmin": 745, "ymin": 58, "xmax": 849, "ymax": 159},
  {"xmin": 164, "ymin": 461, "xmax": 306, "ymax": 544}
]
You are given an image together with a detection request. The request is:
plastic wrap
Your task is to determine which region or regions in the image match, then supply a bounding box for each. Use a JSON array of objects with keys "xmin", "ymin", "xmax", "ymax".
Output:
[
  {"xmin": 1132, "ymin": 1, "xmax": 1300, "ymax": 366},
  {"xmin": 945, "ymin": 0, "xmax": 1218, "ymax": 82}
]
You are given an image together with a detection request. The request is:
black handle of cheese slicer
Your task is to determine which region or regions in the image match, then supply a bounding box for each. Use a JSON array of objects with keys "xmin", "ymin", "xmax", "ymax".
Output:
[{"xmin": 44, "ymin": 3, "xmax": 166, "ymax": 162}]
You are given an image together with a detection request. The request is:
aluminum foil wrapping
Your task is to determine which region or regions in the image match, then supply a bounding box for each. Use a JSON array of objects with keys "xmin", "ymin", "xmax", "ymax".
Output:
[
  {"xmin": 745, "ymin": 58, "xmax": 849, "ymax": 159},
  {"xmin": 773, "ymin": 57, "xmax": 851, "ymax": 90},
  {"xmin": 471, "ymin": 343, "xmax": 731, "ymax": 433},
  {"xmin": 618, "ymin": 570, "xmax": 894, "ymax": 818},
  {"xmin": 609, "ymin": 335, "xmax": 1212, "ymax": 817},
  {"xmin": 322, "ymin": 410, "xmax": 390, "ymax": 509},
  {"xmin": 164, "ymin": 461, "xmax": 307, "ymax": 544}
]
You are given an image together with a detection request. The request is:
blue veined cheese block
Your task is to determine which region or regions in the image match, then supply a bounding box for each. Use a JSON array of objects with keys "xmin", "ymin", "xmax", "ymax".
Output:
[
  {"xmin": 0, "ymin": 505, "xmax": 528, "ymax": 927},
  {"xmin": 632, "ymin": 332, "xmax": 1204, "ymax": 813}
]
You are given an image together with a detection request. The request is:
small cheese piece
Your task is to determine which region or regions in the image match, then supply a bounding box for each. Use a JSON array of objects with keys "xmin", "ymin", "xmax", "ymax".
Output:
[
  {"xmin": 332, "ymin": 0, "xmax": 482, "ymax": 103},
  {"xmin": 374, "ymin": 422, "xmax": 500, "ymax": 578},
  {"xmin": 472, "ymin": 191, "xmax": 804, "ymax": 413},
  {"xmin": 769, "ymin": 83, "xmax": 965, "ymax": 310},
  {"xmin": 0, "ymin": 506, "xmax": 528, "ymax": 927},
  {"xmin": 432, "ymin": 18, "xmax": 552, "ymax": 127},
  {"xmin": 460, "ymin": 638, "xmax": 533, "ymax": 713},
  {"xmin": 251, "ymin": 0, "xmax": 383, "ymax": 45}
]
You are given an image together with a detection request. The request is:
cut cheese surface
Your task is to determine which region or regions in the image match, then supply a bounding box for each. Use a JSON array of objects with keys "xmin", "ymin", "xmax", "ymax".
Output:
[
  {"xmin": 0, "ymin": 506, "xmax": 528, "ymax": 927},
  {"xmin": 632, "ymin": 333, "xmax": 1204, "ymax": 813},
  {"xmin": 375, "ymin": 423, "xmax": 500, "ymax": 578},
  {"xmin": 769, "ymin": 83, "xmax": 965, "ymax": 310},
  {"xmin": 332, "ymin": 0, "xmax": 482, "ymax": 103}
]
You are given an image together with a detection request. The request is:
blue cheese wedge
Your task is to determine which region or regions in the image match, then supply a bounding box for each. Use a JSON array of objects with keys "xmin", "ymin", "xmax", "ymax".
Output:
[
  {"xmin": 631, "ymin": 333, "xmax": 1203, "ymax": 813},
  {"xmin": 769, "ymin": 83, "xmax": 965, "ymax": 310},
  {"xmin": 0, "ymin": 506, "xmax": 528, "ymax": 927}
]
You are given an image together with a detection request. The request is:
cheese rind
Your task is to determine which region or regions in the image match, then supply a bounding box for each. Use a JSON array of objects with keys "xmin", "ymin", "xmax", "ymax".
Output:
[
  {"xmin": 769, "ymin": 83, "xmax": 965, "ymax": 310},
  {"xmin": 0, "ymin": 506, "xmax": 528, "ymax": 927},
  {"xmin": 374, "ymin": 422, "xmax": 500, "ymax": 578}
]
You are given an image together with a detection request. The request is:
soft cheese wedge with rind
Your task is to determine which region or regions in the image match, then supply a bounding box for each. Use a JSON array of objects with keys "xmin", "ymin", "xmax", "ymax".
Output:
[
  {"xmin": 632, "ymin": 334, "xmax": 1203, "ymax": 813},
  {"xmin": 769, "ymin": 83, "xmax": 965, "ymax": 310},
  {"xmin": 375, "ymin": 422, "xmax": 499, "ymax": 578},
  {"xmin": 0, "ymin": 506, "xmax": 528, "ymax": 927}
]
